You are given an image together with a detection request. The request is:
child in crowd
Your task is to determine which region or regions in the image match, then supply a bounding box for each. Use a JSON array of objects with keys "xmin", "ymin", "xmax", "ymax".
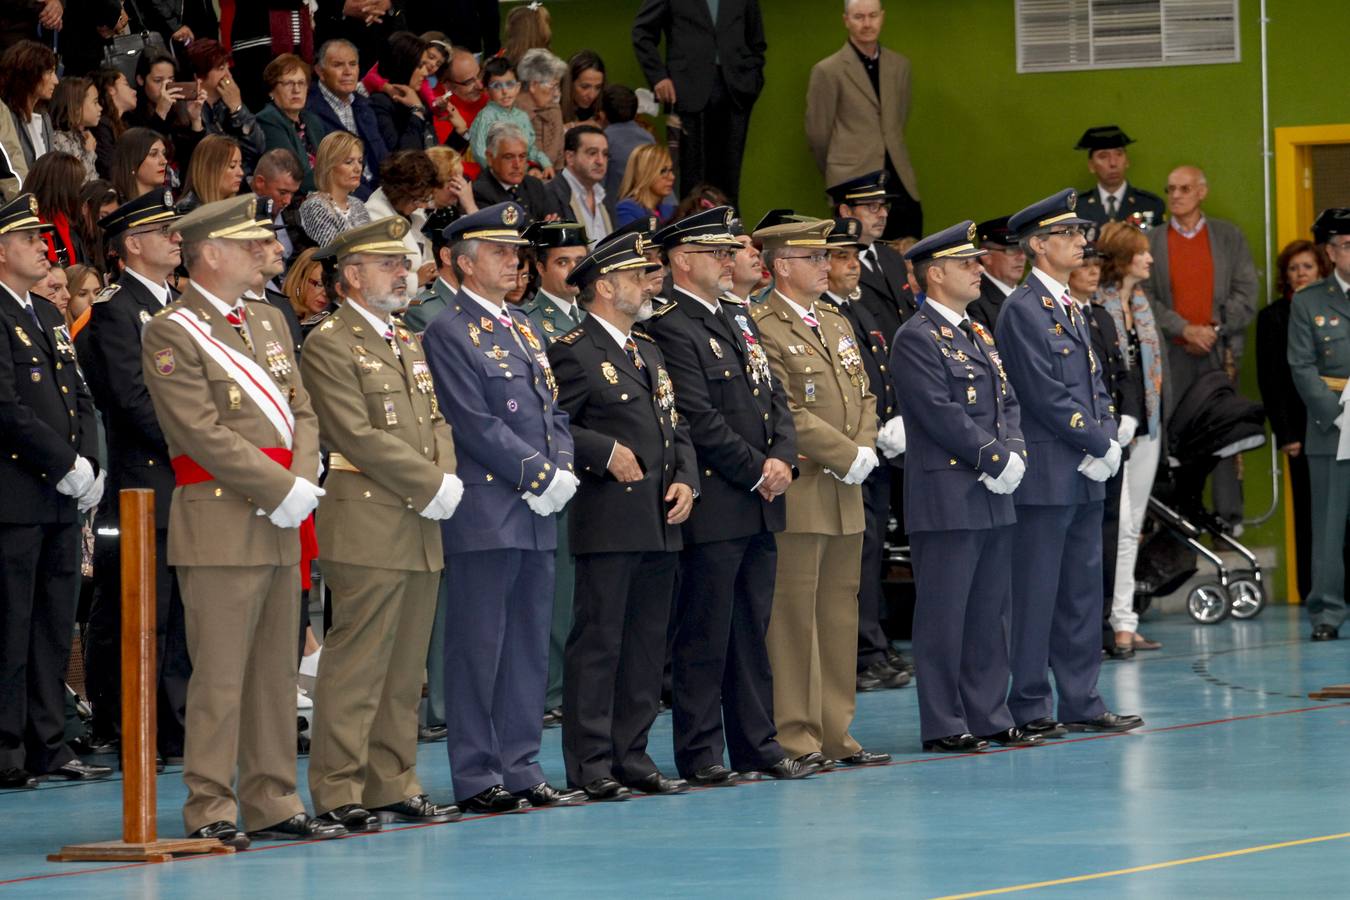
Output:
[{"xmin": 465, "ymin": 56, "xmax": 554, "ymax": 178}]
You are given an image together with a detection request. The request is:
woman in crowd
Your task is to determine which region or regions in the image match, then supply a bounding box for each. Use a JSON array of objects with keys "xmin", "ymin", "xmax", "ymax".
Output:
[
  {"xmin": 1256, "ymin": 239, "xmax": 1331, "ymax": 601},
  {"xmin": 65, "ymin": 264, "xmax": 103, "ymax": 338},
  {"xmin": 180, "ymin": 134, "xmax": 244, "ymax": 208},
  {"xmin": 109, "ymin": 128, "xmax": 169, "ymax": 201},
  {"xmin": 501, "ymin": 3, "xmax": 552, "ymax": 65},
  {"xmin": 257, "ymin": 54, "xmax": 323, "ymax": 192},
  {"xmin": 25, "ymin": 152, "xmax": 88, "ymax": 266},
  {"xmin": 49, "ymin": 77, "xmax": 101, "ymax": 182},
  {"xmin": 282, "ymin": 247, "xmax": 334, "ymax": 339},
  {"xmin": 364, "ymin": 149, "xmax": 440, "ymax": 291},
  {"xmin": 515, "ymin": 49, "xmax": 567, "ymax": 169},
  {"xmin": 1097, "ymin": 221, "xmax": 1167, "ymax": 655},
  {"xmin": 0, "ymin": 40, "xmax": 58, "ymax": 169},
  {"xmin": 369, "ymin": 32, "xmax": 438, "ymax": 152},
  {"xmin": 674, "ymin": 183, "xmax": 729, "ymax": 221},
  {"xmin": 184, "ymin": 38, "xmax": 266, "ymax": 168},
  {"xmin": 560, "ymin": 50, "xmax": 605, "ymax": 126},
  {"xmin": 129, "ymin": 50, "xmax": 206, "ymax": 188},
  {"xmin": 76, "ymin": 179, "xmax": 119, "ymax": 275},
  {"xmin": 616, "ymin": 143, "xmax": 677, "ymax": 226},
  {"xmin": 299, "ymin": 131, "xmax": 370, "ymax": 247},
  {"xmin": 91, "ymin": 67, "xmax": 139, "ymax": 180},
  {"xmin": 425, "ymin": 146, "xmax": 476, "ymax": 228}
]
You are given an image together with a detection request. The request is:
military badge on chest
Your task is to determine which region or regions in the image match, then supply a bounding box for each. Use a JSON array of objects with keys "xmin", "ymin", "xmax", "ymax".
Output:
[
  {"xmin": 53, "ymin": 324, "xmax": 76, "ymax": 360},
  {"xmin": 264, "ymin": 340, "xmax": 292, "ymax": 380},
  {"xmin": 837, "ymin": 332, "xmax": 864, "ymax": 386},
  {"xmin": 412, "ymin": 359, "xmax": 440, "ymax": 416},
  {"xmin": 735, "ymin": 313, "xmax": 772, "ymax": 385},
  {"xmin": 535, "ymin": 352, "xmax": 558, "ymax": 400},
  {"xmin": 656, "ymin": 366, "xmax": 677, "ymax": 426}
]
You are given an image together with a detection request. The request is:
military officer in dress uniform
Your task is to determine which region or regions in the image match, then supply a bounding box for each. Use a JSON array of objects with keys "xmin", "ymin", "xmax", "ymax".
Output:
[
  {"xmin": 1288, "ymin": 211, "xmax": 1350, "ymax": 641},
  {"xmin": 140, "ymin": 196, "xmax": 343, "ymax": 847},
  {"xmin": 520, "ymin": 219, "xmax": 590, "ymax": 726},
  {"xmin": 421, "ymin": 202, "xmax": 582, "ymax": 814},
  {"xmin": 643, "ymin": 206, "xmax": 813, "ymax": 786},
  {"xmin": 751, "ymin": 218, "xmax": 889, "ymax": 769},
  {"xmin": 968, "ymin": 216, "xmax": 1024, "ymax": 331},
  {"xmin": 302, "ymin": 218, "xmax": 465, "ymax": 831},
  {"xmin": 996, "ymin": 189, "xmax": 1143, "ymax": 739},
  {"xmin": 76, "ymin": 190, "xmax": 192, "ymax": 761},
  {"xmin": 0, "ymin": 194, "xmax": 110, "ymax": 790},
  {"xmin": 829, "ymin": 171, "xmax": 918, "ymax": 341},
  {"xmin": 1075, "ymin": 126, "xmax": 1165, "ymax": 230},
  {"xmin": 822, "ymin": 217, "xmax": 911, "ymax": 692},
  {"xmin": 549, "ymin": 229, "xmax": 698, "ymax": 800},
  {"xmin": 893, "ymin": 221, "xmax": 1041, "ymax": 752}
]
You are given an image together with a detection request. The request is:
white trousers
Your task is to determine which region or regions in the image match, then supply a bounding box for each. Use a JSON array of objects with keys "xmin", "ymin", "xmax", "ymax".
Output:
[{"xmin": 1111, "ymin": 434, "xmax": 1162, "ymax": 633}]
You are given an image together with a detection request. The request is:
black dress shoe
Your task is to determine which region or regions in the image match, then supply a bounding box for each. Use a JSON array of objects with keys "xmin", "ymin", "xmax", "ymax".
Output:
[
  {"xmin": 857, "ymin": 660, "xmax": 910, "ymax": 691},
  {"xmin": 623, "ymin": 772, "xmax": 690, "ymax": 795},
  {"xmin": 981, "ymin": 727, "xmax": 1045, "ymax": 748},
  {"xmin": 0, "ymin": 767, "xmax": 38, "ymax": 789},
  {"xmin": 838, "ymin": 748, "xmax": 891, "ymax": 766},
  {"xmin": 1105, "ymin": 644, "xmax": 1136, "ymax": 660},
  {"xmin": 921, "ymin": 734, "xmax": 989, "ymax": 753},
  {"xmin": 885, "ymin": 648, "xmax": 915, "ymax": 675},
  {"xmin": 458, "ymin": 784, "xmax": 529, "ymax": 814},
  {"xmin": 513, "ymin": 782, "xmax": 586, "ymax": 807},
  {"xmin": 1064, "ymin": 712, "xmax": 1144, "ymax": 733},
  {"xmin": 46, "ymin": 759, "xmax": 113, "ymax": 781},
  {"xmin": 190, "ymin": 820, "xmax": 250, "ymax": 849},
  {"xmin": 247, "ymin": 813, "xmax": 347, "ymax": 841},
  {"xmin": 1020, "ymin": 717, "xmax": 1068, "ymax": 739},
  {"xmin": 796, "ymin": 751, "xmax": 836, "ymax": 771},
  {"xmin": 686, "ymin": 764, "xmax": 739, "ymax": 787},
  {"xmin": 417, "ymin": 724, "xmax": 447, "ymax": 743},
  {"xmin": 374, "ymin": 793, "xmax": 462, "ymax": 823},
  {"xmin": 1312, "ymin": 625, "xmax": 1339, "ymax": 642},
  {"xmin": 541, "ymin": 707, "xmax": 563, "ymax": 728},
  {"xmin": 743, "ymin": 757, "xmax": 816, "ymax": 780},
  {"xmin": 580, "ymin": 777, "xmax": 632, "ymax": 802},
  {"xmin": 318, "ymin": 804, "xmax": 380, "ymax": 832}
]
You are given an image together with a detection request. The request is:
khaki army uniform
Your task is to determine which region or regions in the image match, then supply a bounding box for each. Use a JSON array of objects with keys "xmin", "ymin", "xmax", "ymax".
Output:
[
  {"xmin": 301, "ymin": 301, "xmax": 457, "ymax": 814},
  {"xmin": 753, "ymin": 291, "xmax": 877, "ymax": 759}
]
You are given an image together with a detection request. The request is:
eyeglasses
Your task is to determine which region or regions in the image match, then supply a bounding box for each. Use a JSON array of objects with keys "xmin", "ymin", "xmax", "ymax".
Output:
[
  {"xmin": 852, "ymin": 201, "xmax": 891, "ymax": 213},
  {"xmin": 275, "ymin": 79, "xmax": 307, "ymax": 91},
  {"xmin": 685, "ymin": 249, "xmax": 734, "ymax": 261},
  {"xmin": 305, "ymin": 277, "xmax": 324, "ymax": 290},
  {"xmin": 1044, "ymin": 227, "xmax": 1086, "ymax": 239},
  {"xmin": 781, "ymin": 252, "xmax": 829, "ymax": 266},
  {"xmin": 488, "ymin": 80, "xmax": 520, "ymax": 91},
  {"xmin": 448, "ymin": 70, "xmax": 482, "ymax": 87},
  {"xmin": 1328, "ymin": 240, "xmax": 1350, "ymax": 252}
]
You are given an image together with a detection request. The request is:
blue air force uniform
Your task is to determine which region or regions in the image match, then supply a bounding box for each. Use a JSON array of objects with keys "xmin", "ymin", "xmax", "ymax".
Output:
[
  {"xmin": 420, "ymin": 204, "xmax": 577, "ymax": 803},
  {"xmin": 891, "ymin": 222, "xmax": 1026, "ymax": 748},
  {"xmin": 996, "ymin": 190, "xmax": 1140, "ymax": 734}
]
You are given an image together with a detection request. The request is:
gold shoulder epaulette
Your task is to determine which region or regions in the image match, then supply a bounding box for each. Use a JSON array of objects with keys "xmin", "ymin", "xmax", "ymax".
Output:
[
  {"xmin": 555, "ymin": 328, "xmax": 583, "ymax": 345},
  {"xmin": 816, "ymin": 299, "xmax": 838, "ymax": 313},
  {"xmin": 648, "ymin": 301, "xmax": 676, "ymax": 319},
  {"xmin": 91, "ymin": 284, "xmax": 120, "ymax": 304},
  {"xmin": 632, "ymin": 330, "xmax": 656, "ymax": 343},
  {"xmin": 750, "ymin": 303, "xmax": 772, "ymax": 320}
]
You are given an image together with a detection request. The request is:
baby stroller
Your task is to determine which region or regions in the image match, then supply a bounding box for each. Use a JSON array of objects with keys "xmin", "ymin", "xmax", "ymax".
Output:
[{"xmin": 1134, "ymin": 369, "xmax": 1269, "ymax": 624}]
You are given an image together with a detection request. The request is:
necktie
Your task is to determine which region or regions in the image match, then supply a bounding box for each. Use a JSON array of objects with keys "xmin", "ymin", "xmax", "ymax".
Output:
[
  {"xmin": 860, "ymin": 246, "xmax": 875, "ymax": 271},
  {"xmin": 22, "ymin": 300, "xmax": 43, "ymax": 333},
  {"xmin": 1105, "ymin": 194, "xmax": 1119, "ymax": 219},
  {"xmin": 225, "ymin": 305, "xmax": 252, "ymax": 350},
  {"xmin": 958, "ymin": 319, "xmax": 975, "ymax": 343}
]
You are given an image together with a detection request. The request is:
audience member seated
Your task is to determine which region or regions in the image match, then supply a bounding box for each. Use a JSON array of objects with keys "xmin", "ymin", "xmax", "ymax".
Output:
[
  {"xmin": 109, "ymin": 127, "xmax": 169, "ymax": 201},
  {"xmin": 49, "ymin": 77, "xmax": 101, "ymax": 183},
  {"xmin": 306, "ymin": 38, "xmax": 388, "ymax": 198},
  {"xmin": 25, "ymin": 152, "xmax": 88, "ymax": 265},
  {"xmin": 501, "ymin": 2, "xmax": 552, "ymax": 65},
  {"xmin": 257, "ymin": 55, "xmax": 324, "ymax": 194},
  {"xmin": 33, "ymin": 264, "xmax": 68, "ymax": 320},
  {"xmin": 65, "ymin": 263, "xmax": 104, "ymax": 337},
  {"xmin": 615, "ymin": 143, "xmax": 676, "ymax": 227},
  {"xmin": 545, "ymin": 124, "xmax": 613, "ymax": 245},
  {"xmin": 249, "ymin": 149, "xmax": 306, "ymax": 262},
  {"xmin": 129, "ymin": 50, "xmax": 206, "ymax": 188},
  {"xmin": 440, "ymin": 46, "xmax": 488, "ymax": 173},
  {"xmin": 470, "ymin": 121, "xmax": 557, "ymax": 223},
  {"xmin": 184, "ymin": 38, "xmax": 266, "ymax": 169},
  {"xmin": 369, "ymin": 32, "xmax": 439, "ymax": 152},
  {"xmin": 92, "ymin": 67, "xmax": 138, "ymax": 181},
  {"xmin": 516, "ymin": 49, "xmax": 567, "ymax": 169},
  {"xmin": 179, "ymin": 134, "xmax": 244, "ymax": 209},
  {"xmin": 364, "ymin": 149, "xmax": 440, "ymax": 290},
  {"xmin": 0, "ymin": 40, "xmax": 57, "ymax": 169},
  {"xmin": 601, "ymin": 84, "xmax": 653, "ymax": 200},
  {"xmin": 300, "ymin": 130, "xmax": 371, "ymax": 246},
  {"xmin": 422, "ymin": 146, "xmax": 477, "ymax": 259},
  {"xmin": 560, "ymin": 49, "xmax": 605, "ymax": 126},
  {"xmin": 467, "ymin": 56, "xmax": 553, "ymax": 177},
  {"xmin": 76, "ymin": 179, "xmax": 119, "ymax": 274},
  {"xmin": 281, "ymin": 246, "xmax": 334, "ymax": 338}
]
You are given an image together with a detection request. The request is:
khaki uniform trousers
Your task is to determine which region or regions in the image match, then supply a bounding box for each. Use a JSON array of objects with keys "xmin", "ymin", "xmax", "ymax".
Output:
[
  {"xmin": 308, "ymin": 563, "xmax": 439, "ymax": 813},
  {"xmin": 179, "ymin": 565, "xmax": 303, "ymax": 833},
  {"xmin": 766, "ymin": 531, "xmax": 864, "ymax": 759}
]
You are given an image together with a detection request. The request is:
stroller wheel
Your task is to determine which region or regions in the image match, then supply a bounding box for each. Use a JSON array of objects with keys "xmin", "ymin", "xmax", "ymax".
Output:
[
  {"xmin": 1228, "ymin": 579, "xmax": 1266, "ymax": 620},
  {"xmin": 1187, "ymin": 583, "xmax": 1231, "ymax": 624}
]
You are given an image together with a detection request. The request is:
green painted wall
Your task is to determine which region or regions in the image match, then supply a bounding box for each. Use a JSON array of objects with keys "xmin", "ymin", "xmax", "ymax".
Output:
[{"xmin": 525, "ymin": 0, "xmax": 1350, "ymax": 594}]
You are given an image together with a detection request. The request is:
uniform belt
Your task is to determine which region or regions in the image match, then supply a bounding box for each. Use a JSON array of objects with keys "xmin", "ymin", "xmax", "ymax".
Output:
[
  {"xmin": 1322, "ymin": 375, "xmax": 1348, "ymax": 392},
  {"xmin": 173, "ymin": 449, "xmax": 293, "ymax": 485},
  {"xmin": 328, "ymin": 452, "xmax": 361, "ymax": 473}
]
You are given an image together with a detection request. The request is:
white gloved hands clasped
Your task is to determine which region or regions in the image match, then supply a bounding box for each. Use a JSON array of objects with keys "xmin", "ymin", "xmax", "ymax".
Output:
[
  {"xmin": 876, "ymin": 416, "xmax": 907, "ymax": 458},
  {"xmin": 267, "ymin": 477, "xmax": 325, "ymax": 529},
  {"xmin": 840, "ymin": 445, "xmax": 879, "ymax": 485},
  {"xmin": 1117, "ymin": 415, "xmax": 1138, "ymax": 447},
  {"xmin": 56, "ymin": 456, "xmax": 95, "ymax": 498},
  {"xmin": 979, "ymin": 452, "xmax": 1025, "ymax": 495},
  {"xmin": 524, "ymin": 469, "xmax": 579, "ymax": 516},
  {"xmin": 78, "ymin": 470, "xmax": 106, "ymax": 513},
  {"xmin": 1103, "ymin": 439, "xmax": 1123, "ymax": 477},
  {"xmin": 419, "ymin": 473, "xmax": 464, "ymax": 521}
]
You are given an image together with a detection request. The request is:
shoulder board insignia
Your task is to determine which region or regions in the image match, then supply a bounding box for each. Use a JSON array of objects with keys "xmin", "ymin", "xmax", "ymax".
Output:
[
  {"xmin": 405, "ymin": 296, "xmax": 426, "ymax": 308},
  {"xmin": 816, "ymin": 300, "xmax": 837, "ymax": 313},
  {"xmin": 555, "ymin": 329, "xmax": 583, "ymax": 345},
  {"xmin": 633, "ymin": 330, "xmax": 655, "ymax": 343},
  {"xmin": 750, "ymin": 303, "xmax": 772, "ymax": 320},
  {"xmin": 319, "ymin": 318, "xmax": 336, "ymax": 331},
  {"xmin": 153, "ymin": 305, "xmax": 173, "ymax": 318},
  {"xmin": 92, "ymin": 284, "xmax": 120, "ymax": 304},
  {"xmin": 647, "ymin": 302, "xmax": 677, "ymax": 319},
  {"xmin": 720, "ymin": 294, "xmax": 747, "ymax": 307}
]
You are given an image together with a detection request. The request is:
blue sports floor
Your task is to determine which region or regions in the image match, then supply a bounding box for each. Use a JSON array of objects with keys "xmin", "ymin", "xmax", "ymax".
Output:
[{"xmin": 3, "ymin": 604, "xmax": 1350, "ymax": 898}]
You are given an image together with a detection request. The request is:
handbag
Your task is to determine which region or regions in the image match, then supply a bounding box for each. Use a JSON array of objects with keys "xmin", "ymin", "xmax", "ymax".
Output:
[{"xmin": 102, "ymin": 0, "xmax": 170, "ymax": 80}]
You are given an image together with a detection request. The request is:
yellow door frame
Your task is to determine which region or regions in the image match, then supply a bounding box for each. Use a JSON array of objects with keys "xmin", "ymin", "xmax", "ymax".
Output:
[{"xmin": 1273, "ymin": 123, "xmax": 1350, "ymax": 604}]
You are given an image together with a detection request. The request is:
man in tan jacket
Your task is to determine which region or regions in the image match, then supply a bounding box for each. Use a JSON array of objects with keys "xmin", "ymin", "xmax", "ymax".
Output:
[
  {"xmin": 141, "ymin": 196, "xmax": 342, "ymax": 848},
  {"xmin": 302, "ymin": 218, "xmax": 464, "ymax": 831},
  {"xmin": 804, "ymin": 0, "xmax": 921, "ymax": 240},
  {"xmin": 750, "ymin": 218, "xmax": 890, "ymax": 769}
]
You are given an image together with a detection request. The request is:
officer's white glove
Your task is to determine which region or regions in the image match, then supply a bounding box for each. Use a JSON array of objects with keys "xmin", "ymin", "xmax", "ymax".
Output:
[
  {"xmin": 56, "ymin": 456, "xmax": 95, "ymax": 498},
  {"xmin": 995, "ymin": 452, "xmax": 1026, "ymax": 492},
  {"xmin": 1103, "ymin": 439, "xmax": 1123, "ymax": 477},
  {"xmin": 78, "ymin": 470, "xmax": 106, "ymax": 513},
  {"xmin": 419, "ymin": 473, "xmax": 464, "ymax": 520},
  {"xmin": 524, "ymin": 470, "xmax": 579, "ymax": 516},
  {"xmin": 979, "ymin": 472, "xmax": 1012, "ymax": 494},
  {"xmin": 268, "ymin": 477, "xmax": 325, "ymax": 529},
  {"xmin": 1077, "ymin": 453, "xmax": 1112, "ymax": 483},
  {"xmin": 841, "ymin": 445, "xmax": 879, "ymax": 485},
  {"xmin": 876, "ymin": 416, "xmax": 907, "ymax": 458},
  {"xmin": 1117, "ymin": 415, "xmax": 1138, "ymax": 447}
]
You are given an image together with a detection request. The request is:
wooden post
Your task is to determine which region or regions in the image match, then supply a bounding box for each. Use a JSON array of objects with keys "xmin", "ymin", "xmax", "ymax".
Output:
[{"xmin": 50, "ymin": 490, "xmax": 232, "ymax": 863}]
